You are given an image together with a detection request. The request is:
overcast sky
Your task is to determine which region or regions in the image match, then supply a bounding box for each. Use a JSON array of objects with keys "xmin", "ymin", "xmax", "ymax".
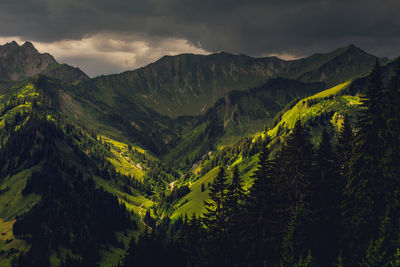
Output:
[{"xmin": 0, "ymin": 0, "xmax": 399, "ymax": 77}]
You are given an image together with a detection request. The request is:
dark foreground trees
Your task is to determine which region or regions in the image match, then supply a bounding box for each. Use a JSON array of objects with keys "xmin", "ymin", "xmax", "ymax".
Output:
[{"xmin": 122, "ymin": 62, "xmax": 400, "ymax": 267}]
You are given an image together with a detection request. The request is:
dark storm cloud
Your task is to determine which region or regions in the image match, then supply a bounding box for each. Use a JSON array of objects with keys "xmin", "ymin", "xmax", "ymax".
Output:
[{"xmin": 1, "ymin": 0, "xmax": 399, "ymax": 64}]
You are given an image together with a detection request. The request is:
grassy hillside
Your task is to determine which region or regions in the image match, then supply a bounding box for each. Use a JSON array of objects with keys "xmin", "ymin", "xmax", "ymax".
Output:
[
  {"xmin": 168, "ymin": 80, "xmax": 364, "ymax": 220},
  {"xmin": 0, "ymin": 79, "xmax": 167, "ymax": 266},
  {"xmin": 266, "ymin": 81, "xmax": 360, "ymax": 139},
  {"xmin": 0, "ymin": 168, "xmax": 40, "ymax": 267},
  {"xmin": 162, "ymin": 78, "xmax": 324, "ymax": 167},
  {"xmin": 170, "ymin": 153, "xmax": 259, "ymax": 220}
]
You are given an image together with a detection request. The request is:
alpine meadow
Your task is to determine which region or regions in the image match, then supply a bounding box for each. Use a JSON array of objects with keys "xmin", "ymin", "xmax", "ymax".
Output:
[{"xmin": 1, "ymin": 1, "xmax": 400, "ymax": 266}]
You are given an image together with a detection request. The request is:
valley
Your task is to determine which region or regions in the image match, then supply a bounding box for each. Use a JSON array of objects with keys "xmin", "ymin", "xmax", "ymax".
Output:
[{"xmin": 0, "ymin": 41, "xmax": 399, "ymax": 266}]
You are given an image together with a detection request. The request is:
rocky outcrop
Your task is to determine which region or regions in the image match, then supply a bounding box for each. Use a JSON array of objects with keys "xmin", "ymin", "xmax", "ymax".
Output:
[
  {"xmin": 0, "ymin": 41, "xmax": 89, "ymax": 83},
  {"xmin": 0, "ymin": 41, "xmax": 57, "ymax": 81}
]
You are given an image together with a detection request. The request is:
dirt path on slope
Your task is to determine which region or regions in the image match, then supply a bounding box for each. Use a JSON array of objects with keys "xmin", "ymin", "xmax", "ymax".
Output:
[
  {"xmin": 169, "ymin": 181, "xmax": 176, "ymax": 191},
  {"xmin": 138, "ymin": 202, "xmax": 152, "ymax": 230}
]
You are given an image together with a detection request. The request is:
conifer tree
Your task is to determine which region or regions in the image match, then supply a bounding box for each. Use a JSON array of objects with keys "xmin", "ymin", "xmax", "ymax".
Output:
[
  {"xmin": 177, "ymin": 213, "xmax": 201, "ymax": 266},
  {"xmin": 187, "ymin": 214, "xmax": 205, "ymax": 265},
  {"xmin": 274, "ymin": 119, "xmax": 315, "ymax": 265},
  {"xmin": 244, "ymin": 141, "xmax": 281, "ymax": 266},
  {"xmin": 203, "ymin": 166, "xmax": 228, "ymax": 234},
  {"xmin": 278, "ymin": 119, "xmax": 314, "ymax": 211},
  {"xmin": 384, "ymin": 60, "xmax": 400, "ymax": 213},
  {"xmin": 362, "ymin": 61, "xmax": 386, "ymax": 125},
  {"xmin": 122, "ymin": 237, "xmax": 137, "ymax": 266},
  {"xmin": 336, "ymin": 115, "xmax": 353, "ymax": 179},
  {"xmin": 225, "ymin": 165, "xmax": 246, "ymax": 265},
  {"xmin": 176, "ymin": 214, "xmax": 189, "ymax": 255},
  {"xmin": 362, "ymin": 210, "xmax": 391, "ymax": 266},
  {"xmin": 202, "ymin": 166, "xmax": 228, "ymax": 265},
  {"xmin": 280, "ymin": 203, "xmax": 311, "ymax": 267},
  {"xmin": 378, "ymin": 60, "xmax": 400, "ymax": 265},
  {"xmin": 226, "ymin": 165, "xmax": 245, "ymax": 228},
  {"xmin": 344, "ymin": 62, "xmax": 391, "ymax": 263},
  {"xmin": 310, "ymin": 129, "xmax": 343, "ymax": 266}
]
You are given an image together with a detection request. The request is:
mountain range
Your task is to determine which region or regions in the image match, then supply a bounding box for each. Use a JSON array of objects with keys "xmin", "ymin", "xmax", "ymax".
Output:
[{"xmin": 0, "ymin": 40, "xmax": 398, "ymax": 266}]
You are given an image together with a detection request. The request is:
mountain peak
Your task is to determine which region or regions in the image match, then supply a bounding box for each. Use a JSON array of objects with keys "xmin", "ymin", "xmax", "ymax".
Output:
[
  {"xmin": 21, "ymin": 41, "xmax": 37, "ymax": 51},
  {"xmin": 0, "ymin": 40, "xmax": 90, "ymax": 83},
  {"xmin": 0, "ymin": 41, "xmax": 58, "ymax": 81},
  {"xmin": 294, "ymin": 44, "xmax": 378, "ymax": 86},
  {"xmin": 7, "ymin": 40, "xmax": 19, "ymax": 47},
  {"xmin": 0, "ymin": 41, "xmax": 19, "ymax": 52},
  {"xmin": 341, "ymin": 44, "xmax": 370, "ymax": 55}
]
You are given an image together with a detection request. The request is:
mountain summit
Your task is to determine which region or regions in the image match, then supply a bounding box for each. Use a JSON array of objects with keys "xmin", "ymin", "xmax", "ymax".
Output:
[
  {"xmin": 0, "ymin": 41, "xmax": 89, "ymax": 85},
  {"xmin": 0, "ymin": 41, "xmax": 57, "ymax": 81}
]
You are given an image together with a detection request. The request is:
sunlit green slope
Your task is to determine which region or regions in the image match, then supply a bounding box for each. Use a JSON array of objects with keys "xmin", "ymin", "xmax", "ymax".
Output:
[
  {"xmin": 0, "ymin": 79, "xmax": 170, "ymax": 266},
  {"xmin": 168, "ymin": 80, "xmax": 363, "ymax": 220}
]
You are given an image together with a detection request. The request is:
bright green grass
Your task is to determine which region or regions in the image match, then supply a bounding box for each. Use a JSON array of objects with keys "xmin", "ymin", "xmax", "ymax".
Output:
[
  {"xmin": 0, "ymin": 167, "xmax": 42, "ymax": 266},
  {"xmin": 342, "ymin": 95, "xmax": 362, "ymax": 105},
  {"xmin": 306, "ymin": 81, "xmax": 351, "ymax": 100},
  {"xmin": 0, "ymin": 82, "xmax": 39, "ymax": 131},
  {"xmin": 100, "ymin": 135, "xmax": 148, "ymax": 180},
  {"xmin": 173, "ymin": 81, "xmax": 360, "ymax": 220},
  {"xmin": 0, "ymin": 104, "xmax": 32, "ymax": 129},
  {"xmin": 100, "ymin": 135, "xmax": 146, "ymax": 155},
  {"xmin": 93, "ymin": 176, "xmax": 154, "ymax": 215},
  {"xmin": 170, "ymin": 167, "xmax": 220, "ymax": 220},
  {"xmin": 17, "ymin": 84, "xmax": 38, "ymax": 98},
  {"xmin": 0, "ymin": 168, "xmax": 42, "ymax": 220},
  {"xmin": 249, "ymin": 81, "xmax": 352, "ymax": 141},
  {"xmin": 236, "ymin": 155, "xmax": 259, "ymax": 189},
  {"xmin": 267, "ymin": 95, "xmax": 361, "ymax": 138},
  {"xmin": 0, "ymin": 218, "xmax": 30, "ymax": 267},
  {"xmin": 267, "ymin": 82, "xmax": 358, "ymax": 138},
  {"xmin": 107, "ymin": 156, "xmax": 145, "ymax": 180},
  {"xmin": 170, "ymin": 153, "xmax": 259, "ymax": 221}
]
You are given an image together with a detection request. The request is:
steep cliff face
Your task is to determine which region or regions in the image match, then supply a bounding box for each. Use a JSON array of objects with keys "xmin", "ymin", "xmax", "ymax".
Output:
[{"xmin": 0, "ymin": 41, "xmax": 57, "ymax": 81}]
